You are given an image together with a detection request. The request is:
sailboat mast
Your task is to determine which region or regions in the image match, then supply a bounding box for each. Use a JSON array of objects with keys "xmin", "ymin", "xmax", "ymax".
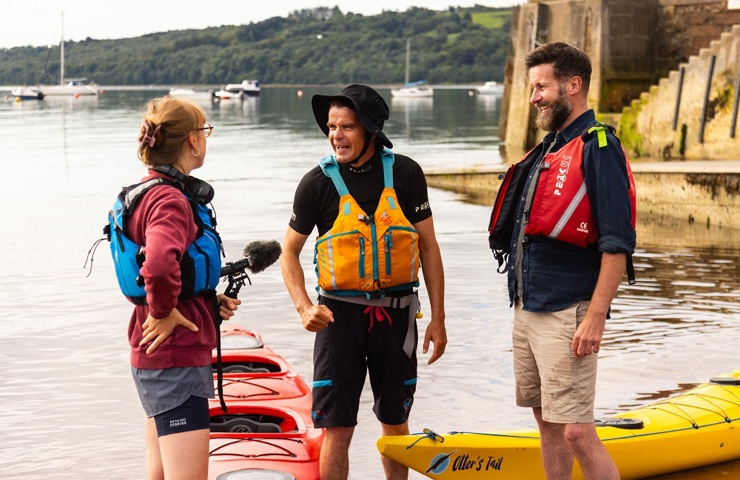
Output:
[
  {"xmin": 60, "ymin": 12, "xmax": 64, "ymax": 86},
  {"xmin": 404, "ymin": 38, "xmax": 410, "ymax": 86}
]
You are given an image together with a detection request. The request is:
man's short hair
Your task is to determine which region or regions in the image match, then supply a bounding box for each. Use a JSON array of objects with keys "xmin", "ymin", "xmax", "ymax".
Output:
[{"xmin": 524, "ymin": 42, "xmax": 592, "ymax": 90}]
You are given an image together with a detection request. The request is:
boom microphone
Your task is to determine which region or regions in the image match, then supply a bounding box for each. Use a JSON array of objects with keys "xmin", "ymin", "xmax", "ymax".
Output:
[
  {"xmin": 220, "ymin": 240, "xmax": 282, "ymax": 277},
  {"xmin": 242, "ymin": 239, "xmax": 282, "ymax": 273},
  {"xmin": 220, "ymin": 240, "xmax": 282, "ymax": 299}
]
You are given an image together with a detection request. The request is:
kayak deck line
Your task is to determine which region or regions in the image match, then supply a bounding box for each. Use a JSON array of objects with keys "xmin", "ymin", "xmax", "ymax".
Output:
[
  {"xmin": 219, "ymin": 377, "xmax": 284, "ymax": 398},
  {"xmin": 210, "ymin": 436, "xmax": 304, "ymax": 458}
]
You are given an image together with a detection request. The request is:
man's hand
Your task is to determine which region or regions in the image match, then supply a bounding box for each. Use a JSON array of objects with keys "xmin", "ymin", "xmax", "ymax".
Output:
[
  {"xmin": 298, "ymin": 304, "xmax": 334, "ymax": 332},
  {"xmin": 423, "ymin": 318, "xmax": 447, "ymax": 365}
]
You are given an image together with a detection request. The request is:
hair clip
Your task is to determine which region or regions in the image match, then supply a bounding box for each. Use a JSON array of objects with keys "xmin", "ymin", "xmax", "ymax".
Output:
[{"xmin": 140, "ymin": 122, "xmax": 161, "ymax": 148}]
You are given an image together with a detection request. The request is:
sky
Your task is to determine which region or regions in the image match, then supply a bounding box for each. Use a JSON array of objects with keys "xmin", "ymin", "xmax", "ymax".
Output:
[{"xmin": 1, "ymin": 1, "xmax": 524, "ymax": 49}]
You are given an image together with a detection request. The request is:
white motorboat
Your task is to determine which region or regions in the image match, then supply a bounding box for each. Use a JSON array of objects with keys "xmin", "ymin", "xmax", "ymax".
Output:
[
  {"xmin": 213, "ymin": 89, "xmax": 242, "ymax": 101},
  {"xmin": 390, "ymin": 39, "xmax": 433, "ymax": 98},
  {"xmin": 39, "ymin": 13, "xmax": 99, "ymax": 97},
  {"xmin": 476, "ymin": 81, "xmax": 504, "ymax": 96},
  {"xmin": 215, "ymin": 79, "xmax": 261, "ymax": 100},
  {"xmin": 11, "ymin": 86, "xmax": 45, "ymax": 100}
]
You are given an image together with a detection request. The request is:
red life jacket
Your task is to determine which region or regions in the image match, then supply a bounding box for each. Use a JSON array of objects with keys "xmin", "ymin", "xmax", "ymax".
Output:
[
  {"xmin": 488, "ymin": 124, "xmax": 636, "ymax": 282},
  {"xmin": 525, "ymin": 126, "xmax": 637, "ymax": 247}
]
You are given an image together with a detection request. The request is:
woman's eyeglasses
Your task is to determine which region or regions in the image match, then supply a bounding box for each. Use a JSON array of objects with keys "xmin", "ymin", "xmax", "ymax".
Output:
[{"xmin": 196, "ymin": 123, "xmax": 213, "ymax": 138}]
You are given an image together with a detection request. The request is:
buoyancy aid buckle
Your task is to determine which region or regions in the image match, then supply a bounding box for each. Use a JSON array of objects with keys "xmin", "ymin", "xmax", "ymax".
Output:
[{"xmin": 493, "ymin": 250, "xmax": 509, "ymax": 274}]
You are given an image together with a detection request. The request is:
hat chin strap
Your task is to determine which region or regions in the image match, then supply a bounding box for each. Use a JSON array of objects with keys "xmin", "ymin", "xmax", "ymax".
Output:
[{"xmin": 350, "ymin": 134, "xmax": 375, "ymax": 167}]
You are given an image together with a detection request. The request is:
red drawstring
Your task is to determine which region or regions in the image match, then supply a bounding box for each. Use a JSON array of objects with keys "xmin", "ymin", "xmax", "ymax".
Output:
[{"xmin": 364, "ymin": 305, "xmax": 392, "ymax": 331}]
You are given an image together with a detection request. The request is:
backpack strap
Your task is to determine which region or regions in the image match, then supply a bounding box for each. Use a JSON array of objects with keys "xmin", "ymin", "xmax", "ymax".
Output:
[{"xmin": 121, "ymin": 178, "xmax": 172, "ymax": 216}]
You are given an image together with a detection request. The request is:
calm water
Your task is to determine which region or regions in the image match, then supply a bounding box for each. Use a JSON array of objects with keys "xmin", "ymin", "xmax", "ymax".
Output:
[{"xmin": 0, "ymin": 88, "xmax": 738, "ymax": 479}]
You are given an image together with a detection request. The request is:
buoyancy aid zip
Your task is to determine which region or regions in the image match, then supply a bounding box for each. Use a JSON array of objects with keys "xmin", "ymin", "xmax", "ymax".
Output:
[
  {"xmin": 369, "ymin": 216, "xmax": 380, "ymax": 285},
  {"xmin": 359, "ymin": 237, "xmax": 366, "ymax": 279},
  {"xmin": 384, "ymin": 232, "xmax": 392, "ymax": 276}
]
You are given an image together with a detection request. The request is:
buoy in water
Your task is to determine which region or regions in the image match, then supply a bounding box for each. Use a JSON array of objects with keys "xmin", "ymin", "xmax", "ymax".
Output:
[
  {"xmin": 297, "ymin": 90, "xmax": 304, "ymax": 97},
  {"xmin": 74, "ymin": 93, "xmax": 81, "ymax": 99},
  {"xmin": 468, "ymin": 90, "xmax": 475, "ymax": 96}
]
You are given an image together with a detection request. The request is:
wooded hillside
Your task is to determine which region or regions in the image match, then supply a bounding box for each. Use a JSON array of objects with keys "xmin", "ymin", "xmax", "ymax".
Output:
[{"xmin": 0, "ymin": 5, "xmax": 511, "ymax": 86}]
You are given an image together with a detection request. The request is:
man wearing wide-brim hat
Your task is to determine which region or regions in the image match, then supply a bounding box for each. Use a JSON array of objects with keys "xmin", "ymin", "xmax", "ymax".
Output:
[{"xmin": 280, "ymin": 84, "xmax": 447, "ymax": 479}]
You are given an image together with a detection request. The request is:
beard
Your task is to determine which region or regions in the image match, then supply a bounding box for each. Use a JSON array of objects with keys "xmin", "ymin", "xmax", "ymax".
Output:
[{"xmin": 535, "ymin": 85, "xmax": 573, "ymax": 132}]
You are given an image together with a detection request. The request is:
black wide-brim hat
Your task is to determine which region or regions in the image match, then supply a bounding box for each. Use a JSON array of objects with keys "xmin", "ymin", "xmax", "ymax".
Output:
[{"xmin": 312, "ymin": 84, "xmax": 393, "ymax": 149}]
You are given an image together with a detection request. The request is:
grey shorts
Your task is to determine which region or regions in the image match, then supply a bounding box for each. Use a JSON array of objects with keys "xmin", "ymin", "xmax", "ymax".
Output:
[
  {"xmin": 131, "ymin": 365, "xmax": 214, "ymax": 417},
  {"xmin": 512, "ymin": 300, "xmax": 598, "ymax": 424}
]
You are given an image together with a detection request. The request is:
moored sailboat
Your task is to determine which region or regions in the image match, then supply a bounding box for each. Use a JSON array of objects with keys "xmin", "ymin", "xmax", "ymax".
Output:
[
  {"xmin": 391, "ymin": 39, "xmax": 433, "ymax": 98},
  {"xmin": 40, "ymin": 12, "xmax": 99, "ymax": 97}
]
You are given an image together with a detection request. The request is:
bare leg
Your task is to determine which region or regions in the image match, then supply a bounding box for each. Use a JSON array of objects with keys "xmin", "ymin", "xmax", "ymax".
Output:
[
  {"xmin": 381, "ymin": 422, "xmax": 410, "ymax": 480},
  {"xmin": 158, "ymin": 428, "xmax": 210, "ymax": 480},
  {"xmin": 320, "ymin": 426, "xmax": 354, "ymax": 480},
  {"xmin": 564, "ymin": 423, "xmax": 620, "ymax": 480},
  {"xmin": 533, "ymin": 407, "xmax": 574, "ymax": 480},
  {"xmin": 144, "ymin": 417, "xmax": 164, "ymax": 480}
]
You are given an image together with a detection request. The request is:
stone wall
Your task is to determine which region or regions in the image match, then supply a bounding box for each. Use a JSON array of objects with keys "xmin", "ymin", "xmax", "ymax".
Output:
[
  {"xmin": 503, "ymin": 0, "xmax": 601, "ymax": 160},
  {"xmin": 618, "ymin": 25, "xmax": 740, "ymax": 160},
  {"xmin": 600, "ymin": 1, "xmax": 658, "ymax": 112},
  {"xmin": 502, "ymin": 0, "xmax": 740, "ymax": 162},
  {"xmin": 502, "ymin": 0, "xmax": 658, "ymax": 159},
  {"xmin": 657, "ymin": 0, "xmax": 740, "ymax": 76}
]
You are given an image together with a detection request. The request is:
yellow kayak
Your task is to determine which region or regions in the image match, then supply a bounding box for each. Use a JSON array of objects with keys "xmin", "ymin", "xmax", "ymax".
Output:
[{"xmin": 378, "ymin": 372, "xmax": 740, "ymax": 479}]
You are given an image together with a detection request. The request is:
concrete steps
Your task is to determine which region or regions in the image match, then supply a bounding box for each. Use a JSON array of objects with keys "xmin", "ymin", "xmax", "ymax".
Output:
[{"xmin": 618, "ymin": 22, "xmax": 740, "ymax": 160}]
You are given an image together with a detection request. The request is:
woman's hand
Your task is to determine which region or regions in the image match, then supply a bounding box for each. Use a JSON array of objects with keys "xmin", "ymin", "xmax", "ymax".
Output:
[
  {"xmin": 140, "ymin": 308, "xmax": 198, "ymax": 354},
  {"xmin": 217, "ymin": 294, "xmax": 242, "ymax": 321}
]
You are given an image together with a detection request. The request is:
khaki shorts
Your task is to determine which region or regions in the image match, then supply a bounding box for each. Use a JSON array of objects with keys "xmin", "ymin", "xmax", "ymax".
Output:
[{"xmin": 512, "ymin": 300, "xmax": 597, "ymax": 424}]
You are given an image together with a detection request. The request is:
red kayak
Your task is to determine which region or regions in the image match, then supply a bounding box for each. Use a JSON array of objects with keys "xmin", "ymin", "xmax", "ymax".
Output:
[
  {"xmin": 208, "ymin": 403, "xmax": 322, "ymax": 480},
  {"xmin": 208, "ymin": 324, "xmax": 323, "ymax": 480}
]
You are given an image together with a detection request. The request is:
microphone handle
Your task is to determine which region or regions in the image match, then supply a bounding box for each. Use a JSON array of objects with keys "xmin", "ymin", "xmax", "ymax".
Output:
[{"xmin": 224, "ymin": 281, "xmax": 240, "ymax": 299}]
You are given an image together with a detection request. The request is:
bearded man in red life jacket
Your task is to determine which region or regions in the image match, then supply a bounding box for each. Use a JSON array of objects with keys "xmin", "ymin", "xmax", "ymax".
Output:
[{"xmin": 491, "ymin": 42, "xmax": 636, "ymax": 480}]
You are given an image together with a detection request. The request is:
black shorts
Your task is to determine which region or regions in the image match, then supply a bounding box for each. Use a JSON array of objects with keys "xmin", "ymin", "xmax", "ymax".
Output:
[
  {"xmin": 311, "ymin": 295, "xmax": 418, "ymax": 428},
  {"xmin": 154, "ymin": 395, "xmax": 210, "ymax": 437}
]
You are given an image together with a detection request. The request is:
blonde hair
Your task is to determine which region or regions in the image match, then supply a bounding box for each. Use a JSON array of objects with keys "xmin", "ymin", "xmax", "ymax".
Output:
[{"xmin": 137, "ymin": 96, "xmax": 207, "ymax": 167}]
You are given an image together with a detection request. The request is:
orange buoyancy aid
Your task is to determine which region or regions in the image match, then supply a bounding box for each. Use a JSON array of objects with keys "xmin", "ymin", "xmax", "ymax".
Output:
[
  {"xmin": 314, "ymin": 149, "xmax": 420, "ymax": 297},
  {"xmin": 525, "ymin": 124, "xmax": 637, "ymax": 247}
]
